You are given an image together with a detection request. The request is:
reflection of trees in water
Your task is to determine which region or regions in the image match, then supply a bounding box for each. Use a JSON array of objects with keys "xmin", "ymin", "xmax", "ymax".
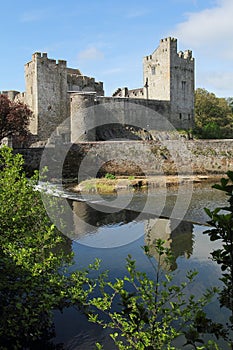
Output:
[{"xmin": 145, "ymin": 218, "xmax": 194, "ymax": 270}]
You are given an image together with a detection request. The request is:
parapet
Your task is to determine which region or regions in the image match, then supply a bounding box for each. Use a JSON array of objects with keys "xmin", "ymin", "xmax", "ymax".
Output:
[
  {"xmin": 178, "ymin": 49, "xmax": 193, "ymax": 60},
  {"xmin": 160, "ymin": 37, "xmax": 177, "ymax": 43},
  {"xmin": 0, "ymin": 90, "xmax": 20, "ymax": 101},
  {"xmin": 58, "ymin": 59, "xmax": 66, "ymax": 66},
  {"xmin": 31, "ymin": 52, "xmax": 67, "ymax": 66},
  {"xmin": 67, "ymin": 67, "xmax": 82, "ymax": 76},
  {"xmin": 184, "ymin": 50, "xmax": 193, "ymax": 59},
  {"xmin": 144, "ymin": 37, "xmax": 178, "ymax": 61}
]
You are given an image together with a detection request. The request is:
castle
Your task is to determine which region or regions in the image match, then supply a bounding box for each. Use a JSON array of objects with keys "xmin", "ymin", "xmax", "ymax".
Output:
[{"xmin": 2, "ymin": 37, "xmax": 195, "ymax": 146}]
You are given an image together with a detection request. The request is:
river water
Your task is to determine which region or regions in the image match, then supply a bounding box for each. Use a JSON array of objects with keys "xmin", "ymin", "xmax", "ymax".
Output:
[{"xmin": 50, "ymin": 180, "xmax": 229, "ymax": 349}]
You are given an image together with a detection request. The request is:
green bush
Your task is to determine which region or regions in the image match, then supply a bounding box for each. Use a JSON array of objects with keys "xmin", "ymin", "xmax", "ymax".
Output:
[
  {"xmin": 196, "ymin": 122, "xmax": 223, "ymax": 139},
  {"xmin": 0, "ymin": 147, "xmax": 92, "ymax": 349},
  {"xmin": 105, "ymin": 172, "xmax": 116, "ymax": 180},
  {"xmin": 204, "ymin": 171, "xmax": 233, "ymax": 348},
  {"xmin": 87, "ymin": 241, "xmax": 222, "ymax": 349}
]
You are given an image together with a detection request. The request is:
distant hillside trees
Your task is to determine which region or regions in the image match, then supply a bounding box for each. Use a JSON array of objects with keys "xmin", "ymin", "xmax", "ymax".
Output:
[
  {"xmin": 0, "ymin": 94, "xmax": 32, "ymax": 146},
  {"xmin": 194, "ymin": 88, "xmax": 233, "ymax": 139}
]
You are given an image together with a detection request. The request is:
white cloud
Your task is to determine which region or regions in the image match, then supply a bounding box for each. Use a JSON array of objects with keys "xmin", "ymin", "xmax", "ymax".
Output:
[
  {"xmin": 77, "ymin": 47, "xmax": 104, "ymax": 61},
  {"xmin": 171, "ymin": 0, "xmax": 233, "ymax": 96},
  {"xmin": 197, "ymin": 70, "xmax": 233, "ymax": 96},
  {"xmin": 173, "ymin": 0, "xmax": 233, "ymax": 47}
]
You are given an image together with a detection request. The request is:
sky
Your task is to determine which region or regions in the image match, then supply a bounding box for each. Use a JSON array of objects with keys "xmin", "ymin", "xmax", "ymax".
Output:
[{"xmin": 0, "ymin": 0, "xmax": 233, "ymax": 98}]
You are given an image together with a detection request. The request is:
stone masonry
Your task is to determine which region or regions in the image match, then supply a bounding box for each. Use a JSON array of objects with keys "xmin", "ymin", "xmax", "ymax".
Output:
[
  {"xmin": 2, "ymin": 37, "xmax": 194, "ymax": 146},
  {"xmin": 14, "ymin": 139, "xmax": 233, "ymax": 179},
  {"xmin": 113, "ymin": 37, "xmax": 194, "ymax": 130}
]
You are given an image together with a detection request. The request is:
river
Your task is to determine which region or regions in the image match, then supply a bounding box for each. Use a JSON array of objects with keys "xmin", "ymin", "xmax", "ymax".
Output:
[{"xmin": 49, "ymin": 179, "xmax": 229, "ymax": 349}]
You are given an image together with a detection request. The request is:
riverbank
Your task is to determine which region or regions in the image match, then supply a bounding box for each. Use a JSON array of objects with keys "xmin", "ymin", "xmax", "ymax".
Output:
[{"xmin": 66, "ymin": 174, "xmax": 224, "ymax": 194}]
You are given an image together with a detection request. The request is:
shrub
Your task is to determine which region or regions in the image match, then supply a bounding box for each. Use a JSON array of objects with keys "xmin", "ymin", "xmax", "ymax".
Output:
[
  {"xmin": 87, "ymin": 240, "xmax": 222, "ymax": 349},
  {"xmin": 105, "ymin": 172, "xmax": 116, "ymax": 180}
]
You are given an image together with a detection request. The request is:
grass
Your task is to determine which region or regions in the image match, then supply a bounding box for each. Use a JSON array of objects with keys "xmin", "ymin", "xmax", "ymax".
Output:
[{"xmin": 76, "ymin": 177, "xmax": 147, "ymax": 194}]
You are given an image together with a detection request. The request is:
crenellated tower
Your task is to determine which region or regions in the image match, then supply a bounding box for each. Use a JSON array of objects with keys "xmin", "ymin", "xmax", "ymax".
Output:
[
  {"xmin": 24, "ymin": 53, "xmax": 68, "ymax": 142},
  {"xmin": 3, "ymin": 37, "xmax": 194, "ymax": 147},
  {"xmin": 143, "ymin": 37, "xmax": 195, "ymax": 129},
  {"xmin": 24, "ymin": 52, "xmax": 104, "ymax": 144}
]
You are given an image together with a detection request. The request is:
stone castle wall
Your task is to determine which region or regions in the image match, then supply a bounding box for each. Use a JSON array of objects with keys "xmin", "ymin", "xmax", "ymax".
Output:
[
  {"xmin": 2, "ymin": 37, "xmax": 194, "ymax": 144},
  {"xmin": 27, "ymin": 53, "xmax": 104, "ymax": 143},
  {"xmin": 15, "ymin": 139, "xmax": 233, "ymax": 179},
  {"xmin": 4, "ymin": 52, "xmax": 104, "ymax": 145},
  {"xmin": 112, "ymin": 37, "xmax": 194, "ymax": 130},
  {"xmin": 67, "ymin": 68, "xmax": 104, "ymax": 95},
  {"xmin": 69, "ymin": 95, "xmax": 171, "ymax": 142}
]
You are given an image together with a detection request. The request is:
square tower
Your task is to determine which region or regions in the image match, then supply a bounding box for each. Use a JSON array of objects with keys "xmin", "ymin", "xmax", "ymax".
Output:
[
  {"xmin": 143, "ymin": 37, "xmax": 195, "ymax": 129},
  {"xmin": 24, "ymin": 53, "xmax": 68, "ymax": 142}
]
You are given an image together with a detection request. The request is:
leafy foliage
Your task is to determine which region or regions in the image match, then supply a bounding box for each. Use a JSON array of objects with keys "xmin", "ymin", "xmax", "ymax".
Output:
[
  {"xmin": 105, "ymin": 172, "xmax": 116, "ymax": 180},
  {"xmin": 194, "ymin": 88, "xmax": 233, "ymax": 139},
  {"xmin": 204, "ymin": 171, "xmax": 233, "ymax": 348},
  {"xmin": 2, "ymin": 146, "xmax": 233, "ymax": 349},
  {"xmin": 0, "ymin": 94, "xmax": 32, "ymax": 145},
  {"xmin": 0, "ymin": 147, "xmax": 96, "ymax": 349},
  {"xmin": 87, "ymin": 240, "xmax": 223, "ymax": 349}
]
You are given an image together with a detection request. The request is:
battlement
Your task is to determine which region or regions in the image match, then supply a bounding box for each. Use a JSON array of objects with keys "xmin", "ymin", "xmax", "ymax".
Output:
[
  {"xmin": 31, "ymin": 52, "xmax": 67, "ymax": 66},
  {"xmin": 145, "ymin": 37, "xmax": 178, "ymax": 61},
  {"xmin": 58, "ymin": 59, "xmax": 67, "ymax": 66},
  {"xmin": 67, "ymin": 67, "xmax": 82, "ymax": 76},
  {"xmin": 0, "ymin": 90, "xmax": 20, "ymax": 101},
  {"xmin": 6, "ymin": 36, "xmax": 194, "ymax": 145},
  {"xmin": 160, "ymin": 37, "xmax": 177, "ymax": 43},
  {"xmin": 160, "ymin": 37, "xmax": 177, "ymax": 51},
  {"xmin": 178, "ymin": 50, "xmax": 193, "ymax": 60},
  {"xmin": 144, "ymin": 37, "xmax": 193, "ymax": 65},
  {"xmin": 145, "ymin": 55, "xmax": 153, "ymax": 61}
]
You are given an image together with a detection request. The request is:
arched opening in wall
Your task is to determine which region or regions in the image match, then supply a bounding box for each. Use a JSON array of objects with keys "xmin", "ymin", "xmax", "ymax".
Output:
[
  {"xmin": 95, "ymin": 123, "xmax": 153, "ymax": 141},
  {"xmin": 97, "ymin": 160, "xmax": 146, "ymax": 178},
  {"xmin": 179, "ymin": 113, "xmax": 182, "ymax": 120}
]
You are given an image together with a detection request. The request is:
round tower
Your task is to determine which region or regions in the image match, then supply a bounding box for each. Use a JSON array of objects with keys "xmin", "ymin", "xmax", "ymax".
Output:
[{"xmin": 70, "ymin": 92, "xmax": 96, "ymax": 142}]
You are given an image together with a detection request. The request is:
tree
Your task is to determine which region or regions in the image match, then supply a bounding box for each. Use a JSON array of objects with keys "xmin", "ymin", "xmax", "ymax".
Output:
[
  {"xmin": 204, "ymin": 171, "xmax": 233, "ymax": 349},
  {"xmin": 0, "ymin": 147, "xmax": 95, "ymax": 349},
  {"xmin": 86, "ymin": 241, "xmax": 224, "ymax": 349},
  {"xmin": 0, "ymin": 94, "xmax": 33, "ymax": 145},
  {"xmin": 226, "ymin": 97, "xmax": 233, "ymax": 113},
  {"xmin": 194, "ymin": 88, "xmax": 233, "ymax": 139}
]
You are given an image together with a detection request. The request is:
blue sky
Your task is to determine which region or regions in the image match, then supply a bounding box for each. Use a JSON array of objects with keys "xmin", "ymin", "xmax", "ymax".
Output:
[{"xmin": 1, "ymin": 0, "xmax": 233, "ymax": 97}]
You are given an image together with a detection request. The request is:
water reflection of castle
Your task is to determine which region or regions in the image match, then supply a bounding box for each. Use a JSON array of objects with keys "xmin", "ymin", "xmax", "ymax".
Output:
[
  {"xmin": 67, "ymin": 200, "xmax": 194, "ymax": 270},
  {"xmin": 145, "ymin": 218, "xmax": 194, "ymax": 270}
]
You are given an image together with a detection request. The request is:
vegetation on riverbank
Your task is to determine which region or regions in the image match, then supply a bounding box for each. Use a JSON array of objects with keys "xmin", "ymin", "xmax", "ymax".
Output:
[
  {"xmin": 0, "ymin": 147, "xmax": 94, "ymax": 348},
  {"xmin": 70, "ymin": 174, "xmax": 148, "ymax": 194},
  {"xmin": 68, "ymin": 173, "xmax": 222, "ymax": 194},
  {"xmin": 193, "ymin": 88, "xmax": 233, "ymax": 139}
]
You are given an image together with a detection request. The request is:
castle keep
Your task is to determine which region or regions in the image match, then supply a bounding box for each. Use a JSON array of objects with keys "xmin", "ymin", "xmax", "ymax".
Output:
[
  {"xmin": 2, "ymin": 37, "xmax": 195, "ymax": 146},
  {"xmin": 113, "ymin": 37, "xmax": 194, "ymax": 129}
]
